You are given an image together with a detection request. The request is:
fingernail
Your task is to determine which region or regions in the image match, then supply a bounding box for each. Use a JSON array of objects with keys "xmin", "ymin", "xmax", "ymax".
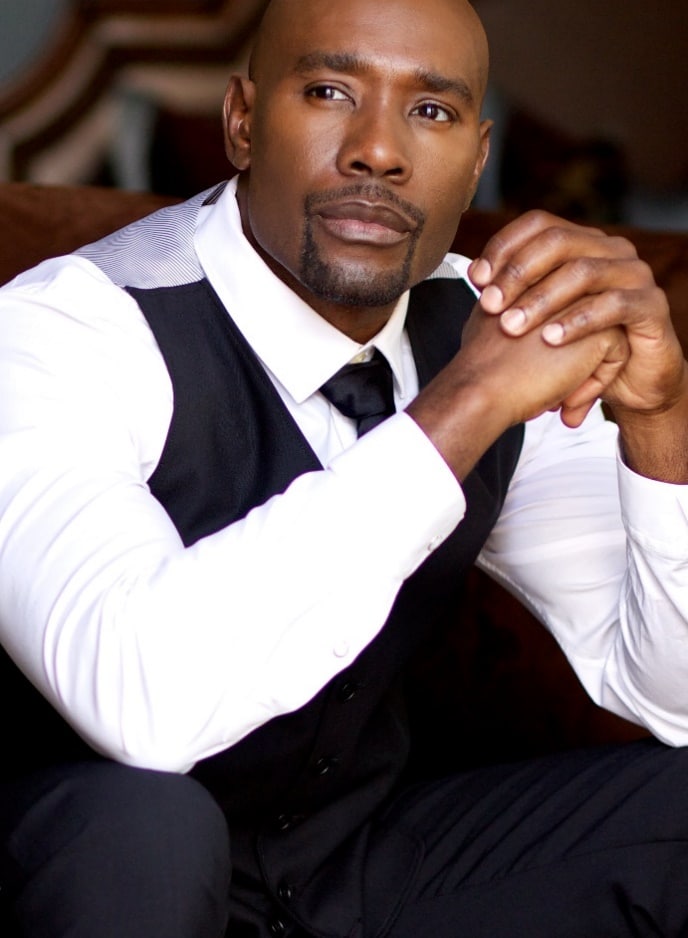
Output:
[
  {"xmin": 470, "ymin": 258, "xmax": 492, "ymax": 285},
  {"xmin": 501, "ymin": 308, "xmax": 526, "ymax": 334},
  {"xmin": 542, "ymin": 322, "xmax": 565, "ymax": 345},
  {"xmin": 480, "ymin": 284, "xmax": 504, "ymax": 313}
]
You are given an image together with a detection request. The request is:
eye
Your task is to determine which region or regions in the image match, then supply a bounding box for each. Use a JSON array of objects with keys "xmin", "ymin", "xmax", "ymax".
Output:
[
  {"xmin": 411, "ymin": 101, "xmax": 455, "ymax": 123},
  {"xmin": 305, "ymin": 84, "xmax": 351, "ymax": 102}
]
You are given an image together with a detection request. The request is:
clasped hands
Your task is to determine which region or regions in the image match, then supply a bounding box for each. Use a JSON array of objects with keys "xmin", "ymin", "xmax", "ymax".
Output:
[
  {"xmin": 465, "ymin": 210, "xmax": 686, "ymax": 431},
  {"xmin": 408, "ymin": 209, "xmax": 688, "ymax": 483}
]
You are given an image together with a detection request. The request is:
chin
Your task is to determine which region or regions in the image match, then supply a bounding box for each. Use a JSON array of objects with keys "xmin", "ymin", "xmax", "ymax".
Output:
[{"xmin": 300, "ymin": 234, "xmax": 415, "ymax": 309}]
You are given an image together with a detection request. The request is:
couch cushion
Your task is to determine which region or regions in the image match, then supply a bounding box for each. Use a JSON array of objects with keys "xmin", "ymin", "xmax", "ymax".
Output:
[{"xmin": 0, "ymin": 183, "xmax": 177, "ymax": 285}]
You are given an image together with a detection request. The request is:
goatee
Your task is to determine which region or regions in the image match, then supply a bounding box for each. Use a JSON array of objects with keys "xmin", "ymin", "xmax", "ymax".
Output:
[{"xmin": 299, "ymin": 185, "xmax": 425, "ymax": 308}]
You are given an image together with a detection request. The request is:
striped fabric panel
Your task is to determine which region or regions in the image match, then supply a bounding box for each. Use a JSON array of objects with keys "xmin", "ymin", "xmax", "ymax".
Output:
[
  {"xmin": 74, "ymin": 184, "xmax": 226, "ymax": 290},
  {"xmin": 426, "ymin": 260, "xmax": 462, "ymax": 280}
]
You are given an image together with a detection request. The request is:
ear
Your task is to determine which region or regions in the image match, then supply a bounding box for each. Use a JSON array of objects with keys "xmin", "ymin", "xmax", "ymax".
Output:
[
  {"xmin": 463, "ymin": 119, "xmax": 492, "ymax": 211},
  {"xmin": 223, "ymin": 76, "xmax": 256, "ymax": 171}
]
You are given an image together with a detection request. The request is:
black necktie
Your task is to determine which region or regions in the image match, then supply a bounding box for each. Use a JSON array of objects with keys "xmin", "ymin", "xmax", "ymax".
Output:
[{"xmin": 319, "ymin": 350, "xmax": 396, "ymax": 437}]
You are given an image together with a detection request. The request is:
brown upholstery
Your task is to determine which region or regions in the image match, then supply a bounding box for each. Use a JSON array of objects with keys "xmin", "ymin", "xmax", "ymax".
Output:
[
  {"xmin": 3, "ymin": 181, "xmax": 687, "ymax": 765},
  {"xmin": 0, "ymin": 183, "xmax": 177, "ymax": 285}
]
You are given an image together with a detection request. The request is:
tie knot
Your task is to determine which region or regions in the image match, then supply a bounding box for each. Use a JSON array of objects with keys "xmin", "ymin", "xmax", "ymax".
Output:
[{"xmin": 319, "ymin": 351, "xmax": 395, "ymax": 437}]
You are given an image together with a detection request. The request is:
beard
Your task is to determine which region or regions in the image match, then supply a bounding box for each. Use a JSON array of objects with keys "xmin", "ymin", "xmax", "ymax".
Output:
[{"xmin": 298, "ymin": 185, "xmax": 425, "ymax": 308}]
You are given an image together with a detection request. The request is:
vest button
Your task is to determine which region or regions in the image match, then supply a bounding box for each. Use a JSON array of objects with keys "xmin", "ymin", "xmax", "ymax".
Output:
[
  {"xmin": 338, "ymin": 680, "xmax": 359, "ymax": 702},
  {"xmin": 275, "ymin": 812, "xmax": 304, "ymax": 832},
  {"xmin": 268, "ymin": 917, "xmax": 287, "ymax": 936},
  {"xmin": 313, "ymin": 756, "xmax": 340, "ymax": 776},
  {"xmin": 277, "ymin": 883, "xmax": 294, "ymax": 902}
]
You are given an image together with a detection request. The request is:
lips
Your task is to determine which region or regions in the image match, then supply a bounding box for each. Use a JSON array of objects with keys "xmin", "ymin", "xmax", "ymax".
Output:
[{"xmin": 315, "ymin": 200, "xmax": 416, "ymax": 246}]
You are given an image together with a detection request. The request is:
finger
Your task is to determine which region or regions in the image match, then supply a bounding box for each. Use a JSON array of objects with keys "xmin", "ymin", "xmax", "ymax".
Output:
[
  {"xmin": 556, "ymin": 325, "xmax": 629, "ymax": 426},
  {"xmin": 498, "ymin": 257, "xmax": 656, "ymax": 337},
  {"xmin": 468, "ymin": 215, "xmax": 634, "ymax": 315},
  {"xmin": 561, "ymin": 365, "xmax": 625, "ymax": 413},
  {"xmin": 481, "ymin": 230, "xmax": 635, "ymax": 315},
  {"xmin": 469, "ymin": 210, "xmax": 596, "ymax": 289},
  {"xmin": 540, "ymin": 285, "xmax": 670, "ymax": 348},
  {"xmin": 559, "ymin": 399, "xmax": 598, "ymax": 428}
]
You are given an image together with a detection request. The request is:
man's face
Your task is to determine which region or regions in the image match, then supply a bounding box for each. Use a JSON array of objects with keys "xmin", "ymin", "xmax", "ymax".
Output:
[{"xmin": 225, "ymin": 0, "xmax": 490, "ymax": 331}]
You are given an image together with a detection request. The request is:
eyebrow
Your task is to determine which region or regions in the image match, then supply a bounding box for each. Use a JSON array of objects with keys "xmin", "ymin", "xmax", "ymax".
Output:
[{"xmin": 294, "ymin": 51, "xmax": 475, "ymax": 106}]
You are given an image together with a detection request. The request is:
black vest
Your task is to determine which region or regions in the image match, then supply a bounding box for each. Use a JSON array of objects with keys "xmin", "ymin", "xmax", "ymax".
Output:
[{"xmin": 126, "ymin": 274, "xmax": 524, "ymax": 914}]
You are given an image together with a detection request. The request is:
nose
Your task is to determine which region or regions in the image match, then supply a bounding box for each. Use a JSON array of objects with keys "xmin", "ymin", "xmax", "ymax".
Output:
[{"xmin": 336, "ymin": 102, "xmax": 412, "ymax": 182}]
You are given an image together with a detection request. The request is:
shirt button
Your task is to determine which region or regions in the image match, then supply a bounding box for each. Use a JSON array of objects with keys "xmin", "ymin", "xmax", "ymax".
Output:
[
  {"xmin": 333, "ymin": 639, "xmax": 350, "ymax": 658},
  {"xmin": 427, "ymin": 534, "xmax": 443, "ymax": 553}
]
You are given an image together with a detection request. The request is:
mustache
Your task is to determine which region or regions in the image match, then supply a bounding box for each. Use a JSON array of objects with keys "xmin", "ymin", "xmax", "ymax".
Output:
[{"xmin": 305, "ymin": 184, "xmax": 426, "ymax": 230}]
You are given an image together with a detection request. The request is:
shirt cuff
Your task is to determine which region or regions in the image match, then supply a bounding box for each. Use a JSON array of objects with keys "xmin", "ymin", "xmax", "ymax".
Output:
[{"xmin": 618, "ymin": 447, "xmax": 688, "ymax": 560}]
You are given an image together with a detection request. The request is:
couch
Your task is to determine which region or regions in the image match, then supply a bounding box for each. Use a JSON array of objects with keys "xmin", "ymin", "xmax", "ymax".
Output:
[{"xmin": 3, "ymin": 180, "xmax": 688, "ymax": 770}]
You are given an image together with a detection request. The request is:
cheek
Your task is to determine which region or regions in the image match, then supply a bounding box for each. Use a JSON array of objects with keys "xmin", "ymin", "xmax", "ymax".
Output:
[
  {"xmin": 406, "ymin": 155, "xmax": 482, "ymax": 281},
  {"xmin": 417, "ymin": 173, "xmax": 473, "ymax": 250},
  {"xmin": 251, "ymin": 103, "xmax": 336, "ymax": 191},
  {"xmin": 245, "ymin": 113, "xmax": 347, "ymax": 271},
  {"xmin": 243, "ymin": 123, "xmax": 307, "ymax": 264}
]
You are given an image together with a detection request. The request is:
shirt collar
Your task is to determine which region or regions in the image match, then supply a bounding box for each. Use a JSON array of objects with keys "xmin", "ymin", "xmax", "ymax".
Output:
[{"xmin": 194, "ymin": 177, "xmax": 410, "ymax": 404}]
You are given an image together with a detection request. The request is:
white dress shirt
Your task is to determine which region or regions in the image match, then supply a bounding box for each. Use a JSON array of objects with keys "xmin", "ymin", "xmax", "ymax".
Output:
[{"xmin": 1, "ymin": 178, "xmax": 688, "ymax": 773}]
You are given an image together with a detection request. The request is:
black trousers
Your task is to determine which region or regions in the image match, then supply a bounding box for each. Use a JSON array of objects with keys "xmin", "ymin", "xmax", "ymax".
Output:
[{"xmin": 2, "ymin": 739, "xmax": 688, "ymax": 937}]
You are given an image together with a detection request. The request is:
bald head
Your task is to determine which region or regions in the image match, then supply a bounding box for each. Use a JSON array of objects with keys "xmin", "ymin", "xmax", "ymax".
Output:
[{"xmin": 249, "ymin": 0, "xmax": 489, "ymax": 105}]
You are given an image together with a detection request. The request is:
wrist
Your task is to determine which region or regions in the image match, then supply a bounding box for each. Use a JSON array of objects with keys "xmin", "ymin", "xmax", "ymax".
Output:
[
  {"xmin": 406, "ymin": 366, "xmax": 511, "ymax": 481},
  {"xmin": 612, "ymin": 363, "xmax": 688, "ymax": 482}
]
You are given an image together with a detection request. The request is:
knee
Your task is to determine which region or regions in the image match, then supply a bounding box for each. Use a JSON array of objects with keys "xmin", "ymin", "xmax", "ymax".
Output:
[
  {"xmin": 5, "ymin": 759, "xmax": 231, "ymax": 884},
  {"xmin": 2, "ymin": 761, "xmax": 232, "ymax": 937},
  {"xmin": 60, "ymin": 760, "xmax": 230, "ymax": 864}
]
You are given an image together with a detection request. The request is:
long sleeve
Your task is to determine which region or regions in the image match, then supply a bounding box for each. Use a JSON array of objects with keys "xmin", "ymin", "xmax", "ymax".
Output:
[
  {"xmin": 478, "ymin": 404, "xmax": 688, "ymax": 745},
  {"xmin": 0, "ymin": 257, "xmax": 464, "ymax": 772}
]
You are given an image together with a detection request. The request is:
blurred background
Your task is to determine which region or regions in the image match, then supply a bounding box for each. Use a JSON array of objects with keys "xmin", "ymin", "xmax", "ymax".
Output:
[{"xmin": 0, "ymin": 0, "xmax": 686, "ymax": 229}]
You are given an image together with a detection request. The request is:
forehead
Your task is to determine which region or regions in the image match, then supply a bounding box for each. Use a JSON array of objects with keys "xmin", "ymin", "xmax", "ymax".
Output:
[{"xmin": 254, "ymin": 0, "xmax": 487, "ymax": 100}]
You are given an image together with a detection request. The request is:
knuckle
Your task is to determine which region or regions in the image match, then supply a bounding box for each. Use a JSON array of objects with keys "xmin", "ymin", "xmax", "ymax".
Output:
[
  {"xmin": 649, "ymin": 284, "xmax": 670, "ymax": 316},
  {"xmin": 569, "ymin": 256, "xmax": 597, "ymax": 281},
  {"xmin": 481, "ymin": 230, "xmax": 509, "ymax": 261},
  {"xmin": 526, "ymin": 288, "xmax": 548, "ymax": 313},
  {"xmin": 545, "ymin": 224, "xmax": 577, "ymax": 254},
  {"xmin": 503, "ymin": 259, "xmax": 526, "ymax": 282},
  {"xmin": 572, "ymin": 306, "xmax": 593, "ymax": 330},
  {"xmin": 607, "ymin": 234, "xmax": 638, "ymax": 259},
  {"xmin": 523, "ymin": 208, "xmax": 556, "ymax": 228},
  {"xmin": 633, "ymin": 258, "xmax": 654, "ymax": 284},
  {"xmin": 605, "ymin": 288, "xmax": 627, "ymax": 314},
  {"xmin": 604, "ymin": 288, "xmax": 630, "ymax": 321}
]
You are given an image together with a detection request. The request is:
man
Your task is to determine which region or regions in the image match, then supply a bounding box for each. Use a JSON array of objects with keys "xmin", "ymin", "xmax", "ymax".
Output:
[{"xmin": 1, "ymin": 0, "xmax": 688, "ymax": 934}]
